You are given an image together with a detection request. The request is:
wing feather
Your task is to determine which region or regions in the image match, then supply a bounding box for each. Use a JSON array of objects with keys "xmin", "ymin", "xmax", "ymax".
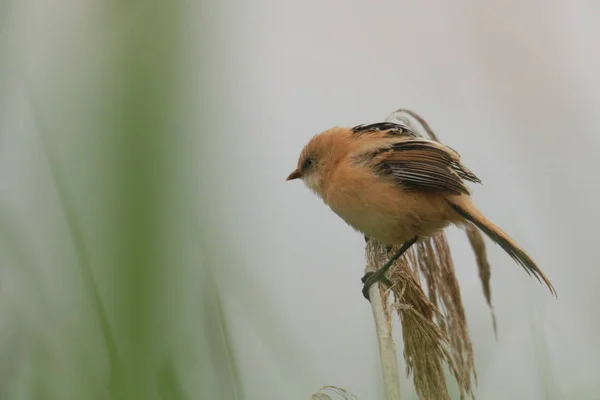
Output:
[
  {"xmin": 368, "ymin": 138, "xmax": 481, "ymax": 195},
  {"xmin": 351, "ymin": 122, "xmax": 419, "ymax": 138}
]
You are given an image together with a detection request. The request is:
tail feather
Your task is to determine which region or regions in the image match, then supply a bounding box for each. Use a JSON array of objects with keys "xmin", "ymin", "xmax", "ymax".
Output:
[{"xmin": 449, "ymin": 201, "xmax": 556, "ymax": 297}]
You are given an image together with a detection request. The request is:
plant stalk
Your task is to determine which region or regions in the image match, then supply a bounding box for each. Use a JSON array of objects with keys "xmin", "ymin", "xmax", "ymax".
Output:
[{"xmin": 365, "ymin": 242, "xmax": 401, "ymax": 400}]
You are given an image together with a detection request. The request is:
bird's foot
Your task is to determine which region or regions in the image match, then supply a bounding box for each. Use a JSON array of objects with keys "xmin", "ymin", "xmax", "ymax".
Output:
[
  {"xmin": 361, "ymin": 269, "xmax": 393, "ymax": 301},
  {"xmin": 360, "ymin": 236, "xmax": 419, "ymax": 302}
]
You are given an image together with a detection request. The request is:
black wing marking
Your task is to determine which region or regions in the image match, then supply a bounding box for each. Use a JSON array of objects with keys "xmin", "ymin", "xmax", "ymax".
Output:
[
  {"xmin": 351, "ymin": 122, "xmax": 419, "ymax": 138},
  {"xmin": 372, "ymin": 139, "xmax": 481, "ymax": 195}
]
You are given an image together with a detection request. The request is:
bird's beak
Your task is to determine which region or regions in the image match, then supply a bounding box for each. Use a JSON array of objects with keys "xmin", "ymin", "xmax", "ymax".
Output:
[{"xmin": 286, "ymin": 169, "xmax": 302, "ymax": 181}]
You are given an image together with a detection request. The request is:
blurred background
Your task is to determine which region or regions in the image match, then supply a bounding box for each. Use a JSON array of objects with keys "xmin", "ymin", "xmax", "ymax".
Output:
[{"xmin": 0, "ymin": 0, "xmax": 598, "ymax": 399}]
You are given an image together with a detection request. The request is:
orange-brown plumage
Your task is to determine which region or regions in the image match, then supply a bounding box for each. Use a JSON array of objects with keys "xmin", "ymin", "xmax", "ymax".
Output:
[{"xmin": 287, "ymin": 123, "xmax": 556, "ymax": 296}]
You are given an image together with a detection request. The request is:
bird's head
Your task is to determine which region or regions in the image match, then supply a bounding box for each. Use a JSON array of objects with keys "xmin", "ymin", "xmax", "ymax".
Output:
[{"xmin": 286, "ymin": 127, "xmax": 347, "ymax": 195}]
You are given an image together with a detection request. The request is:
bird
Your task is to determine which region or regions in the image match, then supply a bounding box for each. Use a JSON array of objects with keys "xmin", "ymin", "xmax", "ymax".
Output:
[{"xmin": 286, "ymin": 122, "xmax": 556, "ymax": 301}]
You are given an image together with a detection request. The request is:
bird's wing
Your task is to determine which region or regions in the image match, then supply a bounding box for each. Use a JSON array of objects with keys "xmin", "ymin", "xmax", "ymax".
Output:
[
  {"xmin": 351, "ymin": 122, "xmax": 419, "ymax": 138},
  {"xmin": 369, "ymin": 138, "xmax": 481, "ymax": 195}
]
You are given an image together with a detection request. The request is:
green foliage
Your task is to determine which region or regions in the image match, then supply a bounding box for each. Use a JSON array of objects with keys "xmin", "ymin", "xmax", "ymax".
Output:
[{"xmin": 0, "ymin": 1, "xmax": 239, "ymax": 399}]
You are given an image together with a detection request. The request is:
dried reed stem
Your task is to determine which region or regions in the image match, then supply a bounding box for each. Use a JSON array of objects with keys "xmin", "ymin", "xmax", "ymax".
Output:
[{"xmin": 365, "ymin": 247, "xmax": 402, "ymax": 400}]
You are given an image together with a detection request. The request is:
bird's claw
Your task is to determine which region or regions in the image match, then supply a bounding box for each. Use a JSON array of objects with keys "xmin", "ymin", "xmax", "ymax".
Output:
[{"xmin": 361, "ymin": 270, "xmax": 393, "ymax": 301}]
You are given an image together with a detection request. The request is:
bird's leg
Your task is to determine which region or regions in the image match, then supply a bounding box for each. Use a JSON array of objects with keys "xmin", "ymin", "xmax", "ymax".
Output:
[{"xmin": 361, "ymin": 236, "xmax": 418, "ymax": 301}]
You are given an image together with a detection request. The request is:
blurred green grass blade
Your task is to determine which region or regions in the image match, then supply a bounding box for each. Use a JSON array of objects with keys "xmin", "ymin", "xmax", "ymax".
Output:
[
  {"xmin": 25, "ymin": 93, "xmax": 124, "ymax": 398},
  {"xmin": 201, "ymin": 263, "xmax": 243, "ymax": 399},
  {"xmin": 110, "ymin": 4, "xmax": 177, "ymax": 398},
  {"xmin": 8, "ymin": 0, "xmax": 243, "ymax": 398},
  {"xmin": 0, "ymin": 212, "xmax": 52, "ymax": 399},
  {"xmin": 157, "ymin": 360, "xmax": 188, "ymax": 400}
]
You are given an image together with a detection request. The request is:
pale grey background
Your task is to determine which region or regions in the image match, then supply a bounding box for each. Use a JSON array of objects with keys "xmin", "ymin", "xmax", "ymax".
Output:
[
  {"xmin": 1, "ymin": 0, "xmax": 599, "ymax": 399},
  {"xmin": 206, "ymin": 1, "xmax": 600, "ymax": 398}
]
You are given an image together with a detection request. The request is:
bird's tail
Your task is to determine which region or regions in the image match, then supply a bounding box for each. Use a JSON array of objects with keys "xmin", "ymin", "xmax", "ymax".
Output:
[{"xmin": 448, "ymin": 200, "xmax": 556, "ymax": 297}]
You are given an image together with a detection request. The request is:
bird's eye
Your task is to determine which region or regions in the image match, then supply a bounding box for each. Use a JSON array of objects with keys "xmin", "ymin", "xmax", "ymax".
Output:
[{"xmin": 303, "ymin": 158, "xmax": 314, "ymax": 169}]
